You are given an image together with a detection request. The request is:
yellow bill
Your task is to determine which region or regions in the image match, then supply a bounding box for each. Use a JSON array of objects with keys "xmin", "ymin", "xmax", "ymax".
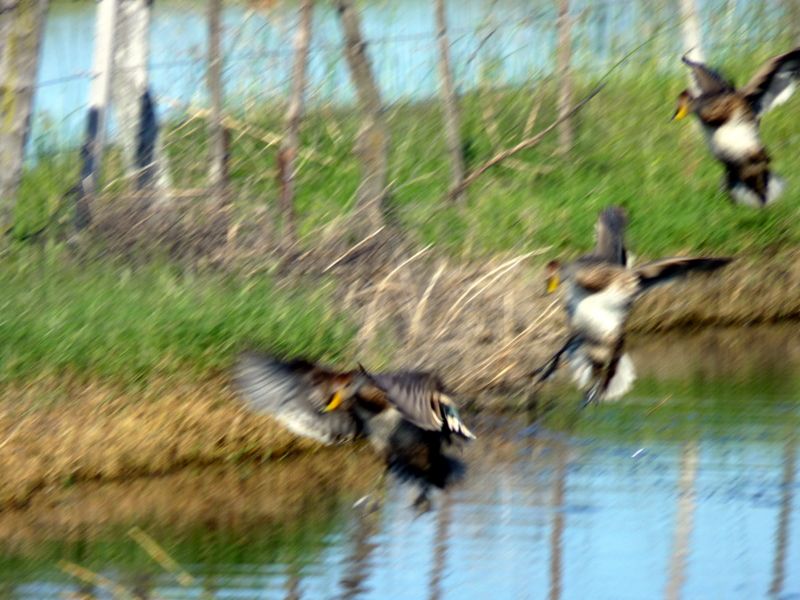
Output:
[
  {"xmin": 546, "ymin": 273, "xmax": 560, "ymax": 294},
  {"xmin": 323, "ymin": 390, "xmax": 343, "ymax": 412},
  {"xmin": 672, "ymin": 103, "xmax": 690, "ymax": 121}
]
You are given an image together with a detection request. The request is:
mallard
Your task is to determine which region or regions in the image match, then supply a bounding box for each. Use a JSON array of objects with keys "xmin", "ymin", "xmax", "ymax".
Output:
[
  {"xmin": 234, "ymin": 352, "xmax": 474, "ymax": 507},
  {"xmin": 673, "ymin": 48, "xmax": 800, "ymax": 207},
  {"xmin": 535, "ymin": 206, "xmax": 732, "ymax": 405}
]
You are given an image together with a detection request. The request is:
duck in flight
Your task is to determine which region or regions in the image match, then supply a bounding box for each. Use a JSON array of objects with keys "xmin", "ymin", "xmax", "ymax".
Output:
[
  {"xmin": 673, "ymin": 48, "xmax": 800, "ymax": 207},
  {"xmin": 534, "ymin": 206, "xmax": 732, "ymax": 406},
  {"xmin": 234, "ymin": 352, "xmax": 474, "ymax": 509}
]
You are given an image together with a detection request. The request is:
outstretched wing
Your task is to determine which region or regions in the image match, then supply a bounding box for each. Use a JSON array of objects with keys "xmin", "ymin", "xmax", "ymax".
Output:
[
  {"xmin": 593, "ymin": 205, "xmax": 628, "ymax": 266},
  {"xmin": 634, "ymin": 256, "xmax": 732, "ymax": 290},
  {"xmin": 682, "ymin": 55, "xmax": 734, "ymax": 95},
  {"xmin": 361, "ymin": 370, "xmax": 474, "ymax": 439},
  {"xmin": 234, "ymin": 351, "xmax": 361, "ymax": 444},
  {"xmin": 742, "ymin": 48, "xmax": 800, "ymax": 117}
]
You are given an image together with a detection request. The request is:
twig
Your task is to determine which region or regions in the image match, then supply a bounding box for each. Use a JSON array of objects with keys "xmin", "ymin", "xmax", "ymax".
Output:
[
  {"xmin": 408, "ymin": 260, "xmax": 447, "ymax": 344},
  {"xmin": 323, "ymin": 226, "xmax": 385, "ymax": 272},
  {"xmin": 128, "ymin": 526, "xmax": 196, "ymax": 587},
  {"xmin": 59, "ymin": 561, "xmax": 134, "ymax": 599}
]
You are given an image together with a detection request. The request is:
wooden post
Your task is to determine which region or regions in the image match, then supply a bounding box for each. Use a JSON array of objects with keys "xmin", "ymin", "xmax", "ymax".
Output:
[
  {"xmin": 434, "ymin": 0, "xmax": 465, "ymax": 202},
  {"xmin": 207, "ymin": 0, "xmax": 227, "ymax": 203},
  {"xmin": 555, "ymin": 0, "xmax": 574, "ymax": 155},
  {"xmin": 277, "ymin": 0, "xmax": 313, "ymax": 244},
  {"xmin": 0, "ymin": 0, "xmax": 49, "ymax": 233},
  {"xmin": 335, "ymin": 0, "xmax": 390, "ymax": 231},
  {"xmin": 74, "ymin": 0, "xmax": 120, "ymax": 229},
  {"xmin": 769, "ymin": 439, "xmax": 796, "ymax": 597}
]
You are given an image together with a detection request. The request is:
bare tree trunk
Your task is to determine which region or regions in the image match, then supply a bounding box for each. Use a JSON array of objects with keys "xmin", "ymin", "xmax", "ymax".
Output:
[
  {"xmin": 335, "ymin": 0, "xmax": 390, "ymax": 231},
  {"xmin": 428, "ymin": 492, "xmax": 452, "ymax": 600},
  {"xmin": 434, "ymin": 0, "xmax": 465, "ymax": 202},
  {"xmin": 74, "ymin": 0, "xmax": 120, "ymax": 229},
  {"xmin": 207, "ymin": 0, "xmax": 228, "ymax": 204},
  {"xmin": 0, "ymin": 0, "xmax": 49, "ymax": 233},
  {"xmin": 112, "ymin": 0, "xmax": 170, "ymax": 197},
  {"xmin": 548, "ymin": 444, "xmax": 567, "ymax": 600},
  {"xmin": 665, "ymin": 440, "xmax": 699, "ymax": 600},
  {"xmin": 555, "ymin": 0, "xmax": 573, "ymax": 155},
  {"xmin": 679, "ymin": 0, "xmax": 705, "ymax": 73},
  {"xmin": 278, "ymin": 0, "xmax": 313, "ymax": 244}
]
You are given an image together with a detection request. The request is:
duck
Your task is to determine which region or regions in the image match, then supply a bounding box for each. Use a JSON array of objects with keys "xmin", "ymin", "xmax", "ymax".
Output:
[
  {"xmin": 673, "ymin": 48, "xmax": 800, "ymax": 207},
  {"xmin": 234, "ymin": 351, "xmax": 474, "ymax": 508},
  {"xmin": 534, "ymin": 206, "xmax": 732, "ymax": 406}
]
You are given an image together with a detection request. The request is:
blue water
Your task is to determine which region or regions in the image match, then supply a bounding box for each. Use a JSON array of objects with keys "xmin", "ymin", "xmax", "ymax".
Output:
[{"xmin": 31, "ymin": 0, "xmax": 791, "ymax": 151}]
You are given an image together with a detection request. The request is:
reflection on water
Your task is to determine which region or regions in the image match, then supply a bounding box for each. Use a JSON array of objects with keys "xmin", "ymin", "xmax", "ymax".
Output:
[{"xmin": 2, "ymin": 324, "xmax": 800, "ymax": 599}]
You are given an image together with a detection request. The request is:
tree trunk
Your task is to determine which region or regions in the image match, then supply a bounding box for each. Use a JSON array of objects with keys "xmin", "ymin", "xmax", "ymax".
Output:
[
  {"xmin": 278, "ymin": 0, "xmax": 313, "ymax": 244},
  {"xmin": 207, "ymin": 0, "xmax": 228, "ymax": 204},
  {"xmin": 679, "ymin": 0, "xmax": 705, "ymax": 85},
  {"xmin": 75, "ymin": 0, "xmax": 120, "ymax": 229},
  {"xmin": 0, "ymin": 0, "xmax": 49, "ymax": 233},
  {"xmin": 434, "ymin": 0, "xmax": 465, "ymax": 202},
  {"xmin": 787, "ymin": 0, "xmax": 800, "ymax": 46},
  {"xmin": 111, "ymin": 0, "xmax": 171, "ymax": 196},
  {"xmin": 555, "ymin": 0, "xmax": 573, "ymax": 155},
  {"xmin": 335, "ymin": 0, "xmax": 390, "ymax": 231}
]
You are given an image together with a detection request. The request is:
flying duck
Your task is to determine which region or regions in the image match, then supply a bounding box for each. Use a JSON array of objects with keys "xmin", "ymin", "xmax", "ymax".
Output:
[
  {"xmin": 673, "ymin": 48, "xmax": 800, "ymax": 207},
  {"xmin": 534, "ymin": 206, "xmax": 732, "ymax": 405},
  {"xmin": 234, "ymin": 352, "xmax": 474, "ymax": 508}
]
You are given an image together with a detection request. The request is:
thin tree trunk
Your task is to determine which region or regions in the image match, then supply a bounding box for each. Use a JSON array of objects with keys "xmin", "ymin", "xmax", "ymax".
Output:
[
  {"xmin": 0, "ymin": 0, "xmax": 49, "ymax": 233},
  {"xmin": 74, "ymin": 0, "xmax": 120, "ymax": 229},
  {"xmin": 207, "ymin": 0, "xmax": 228, "ymax": 204},
  {"xmin": 428, "ymin": 493, "xmax": 452, "ymax": 600},
  {"xmin": 278, "ymin": 0, "xmax": 313, "ymax": 244},
  {"xmin": 548, "ymin": 444, "xmax": 566, "ymax": 600},
  {"xmin": 335, "ymin": 0, "xmax": 389, "ymax": 231},
  {"xmin": 786, "ymin": 0, "xmax": 800, "ymax": 46},
  {"xmin": 678, "ymin": 0, "xmax": 705, "ymax": 69},
  {"xmin": 555, "ymin": 0, "xmax": 573, "ymax": 155},
  {"xmin": 434, "ymin": 0, "xmax": 465, "ymax": 202},
  {"xmin": 112, "ymin": 0, "xmax": 170, "ymax": 196},
  {"xmin": 665, "ymin": 440, "xmax": 699, "ymax": 600}
]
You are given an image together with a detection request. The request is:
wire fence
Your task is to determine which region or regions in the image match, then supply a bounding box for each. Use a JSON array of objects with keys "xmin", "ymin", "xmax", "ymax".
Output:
[{"xmin": 19, "ymin": 0, "xmax": 800, "ymax": 249}]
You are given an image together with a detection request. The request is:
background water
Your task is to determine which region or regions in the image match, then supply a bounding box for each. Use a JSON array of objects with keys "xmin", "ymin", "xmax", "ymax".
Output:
[
  {"xmin": 1, "ymin": 325, "xmax": 799, "ymax": 599},
  {"xmin": 32, "ymin": 0, "xmax": 794, "ymax": 151}
]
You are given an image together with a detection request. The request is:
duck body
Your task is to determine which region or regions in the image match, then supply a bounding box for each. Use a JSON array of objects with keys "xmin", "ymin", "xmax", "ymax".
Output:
[
  {"xmin": 234, "ymin": 353, "xmax": 473, "ymax": 498},
  {"xmin": 538, "ymin": 207, "xmax": 732, "ymax": 405},
  {"xmin": 675, "ymin": 49, "xmax": 800, "ymax": 206}
]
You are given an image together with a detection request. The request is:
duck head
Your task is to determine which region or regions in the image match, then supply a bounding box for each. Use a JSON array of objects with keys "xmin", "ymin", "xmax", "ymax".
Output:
[
  {"xmin": 672, "ymin": 90, "xmax": 694, "ymax": 121},
  {"xmin": 321, "ymin": 371, "xmax": 367, "ymax": 412},
  {"xmin": 545, "ymin": 259, "xmax": 562, "ymax": 294}
]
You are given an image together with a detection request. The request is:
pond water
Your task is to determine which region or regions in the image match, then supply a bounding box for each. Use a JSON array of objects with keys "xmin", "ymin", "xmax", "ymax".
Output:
[
  {"xmin": 33, "ymin": 0, "xmax": 785, "ymax": 150},
  {"xmin": 1, "ymin": 324, "xmax": 799, "ymax": 599}
]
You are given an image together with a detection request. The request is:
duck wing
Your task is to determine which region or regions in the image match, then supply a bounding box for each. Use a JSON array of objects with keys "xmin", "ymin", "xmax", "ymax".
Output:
[
  {"xmin": 360, "ymin": 370, "xmax": 475, "ymax": 440},
  {"xmin": 593, "ymin": 205, "xmax": 628, "ymax": 266},
  {"xmin": 234, "ymin": 351, "xmax": 361, "ymax": 444},
  {"xmin": 682, "ymin": 55, "xmax": 734, "ymax": 95},
  {"xmin": 633, "ymin": 256, "xmax": 732, "ymax": 291},
  {"xmin": 742, "ymin": 48, "xmax": 800, "ymax": 116}
]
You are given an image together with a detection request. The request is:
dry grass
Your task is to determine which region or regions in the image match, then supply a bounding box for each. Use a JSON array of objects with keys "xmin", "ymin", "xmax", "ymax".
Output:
[{"xmin": 0, "ymin": 376, "xmax": 359, "ymax": 510}]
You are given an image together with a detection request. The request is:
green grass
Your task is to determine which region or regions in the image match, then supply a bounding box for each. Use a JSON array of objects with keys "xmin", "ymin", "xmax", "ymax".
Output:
[
  {"xmin": 0, "ymin": 247, "xmax": 356, "ymax": 386},
  {"xmin": 8, "ymin": 50, "xmax": 800, "ymax": 386}
]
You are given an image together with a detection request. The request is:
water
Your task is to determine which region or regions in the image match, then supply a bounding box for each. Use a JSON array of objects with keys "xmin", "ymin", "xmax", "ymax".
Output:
[
  {"xmin": 32, "ymin": 0, "xmax": 790, "ymax": 151},
  {"xmin": 1, "ymin": 324, "xmax": 799, "ymax": 599}
]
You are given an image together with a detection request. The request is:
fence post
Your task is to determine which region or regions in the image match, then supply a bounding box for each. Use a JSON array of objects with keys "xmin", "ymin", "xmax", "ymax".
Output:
[
  {"xmin": 434, "ymin": 0, "xmax": 465, "ymax": 202},
  {"xmin": 0, "ymin": 0, "xmax": 49, "ymax": 234},
  {"xmin": 335, "ymin": 0, "xmax": 390, "ymax": 232},
  {"xmin": 74, "ymin": 0, "xmax": 120, "ymax": 229},
  {"xmin": 278, "ymin": 0, "xmax": 313, "ymax": 245},
  {"xmin": 555, "ymin": 0, "xmax": 574, "ymax": 155}
]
